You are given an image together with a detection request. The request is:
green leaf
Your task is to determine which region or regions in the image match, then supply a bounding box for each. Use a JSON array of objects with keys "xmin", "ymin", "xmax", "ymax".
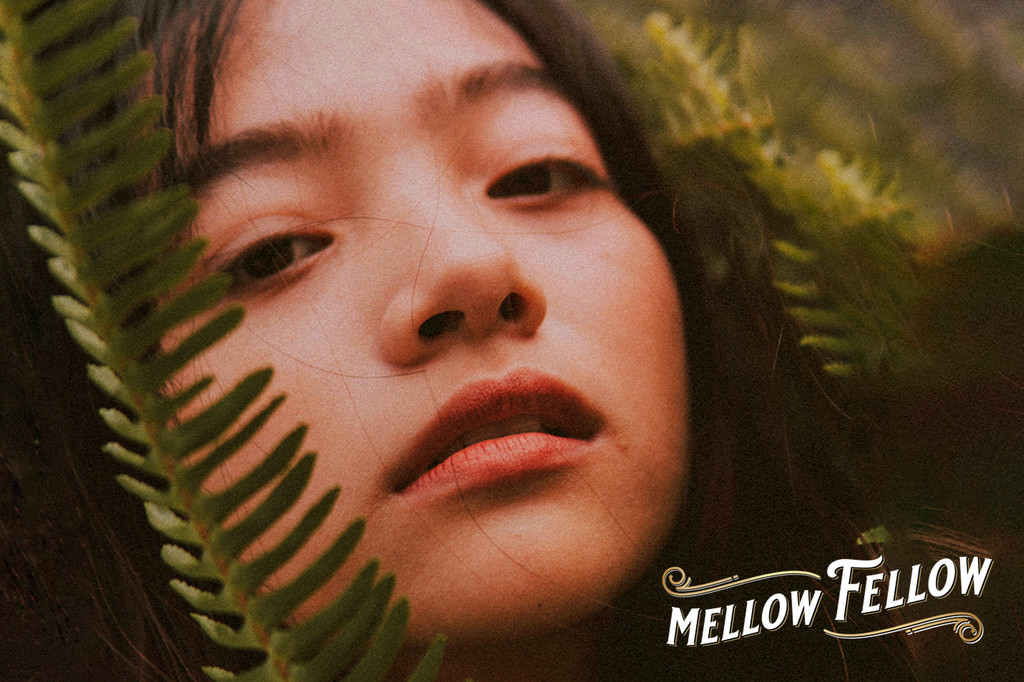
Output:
[
  {"xmin": 202, "ymin": 667, "xmax": 237, "ymax": 682},
  {"xmin": 404, "ymin": 639, "xmax": 446, "ymax": 682},
  {"xmin": 98, "ymin": 238, "xmax": 208, "ymax": 326},
  {"xmin": 87, "ymin": 363, "xmax": 132, "ymax": 406},
  {"xmin": 53, "ymin": 294, "xmax": 92, "ymax": 323},
  {"xmin": 76, "ymin": 184, "xmax": 192, "ymax": 251},
  {"xmin": 776, "ymin": 240, "xmax": 819, "ymax": 268},
  {"xmin": 270, "ymin": 558, "xmax": 377, "ymax": 663},
  {"xmin": 179, "ymin": 396, "xmax": 286, "ymax": 495},
  {"xmin": 799, "ymin": 334, "xmax": 858, "ymax": 355},
  {"xmin": 856, "ymin": 525, "xmax": 893, "ymax": 546},
  {"xmin": 786, "ymin": 307, "xmax": 848, "ymax": 329},
  {"xmin": 142, "ymin": 376, "xmax": 212, "ymax": 428},
  {"xmin": 291, "ymin": 576, "xmax": 396, "ymax": 682},
  {"xmin": 45, "ymin": 256, "xmax": 89, "ymax": 300},
  {"xmin": 2, "ymin": 1, "xmax": 439, "ymax": 678},
  {"xmin": 66, "ymin": 127, "xmax": 172, "ymax": 214},
  {"xmin": 163, "ymin": 368, "xmax": 274, "ymax": 461},
  {"xmin": 249, "ymin": 518, "xmax": 366, "ymax": 631},
  {"xmin": 171, "ymin": 579, "xmax": 242, "ymax": 616},
  {"xmin": 212, "ymin": 453, "xmax": 316, "ymax": 561},
  {"xmin": 193, "ymin": 426, "xmax": 307, "ymax": 527},
  {"xmin": 774, "ymin": 280, "xmax": 819, "ymax": 299},
  {"xmin": 131, "ymin": 305, "xmax": 244, "ymax": 392},
  {"xmin": 34, "ymin": 51, "xmax": 153, "ymax": 138},
  {"xmin": 162, "ymin": 543, "xmax": 220, "ymax": 581},
  {"xmin": 66, "ymin": 317, "xmax": 109, "ymax": 363},
  {"xmin": 80, "ymin": 196, "xmax": 197, "ymax": 287},
  {"xmin": 54, "ymin": 95, "xmax": 164, "ymax": 176},
  {"xmin": 341, "ymin": 597, "xmax": 409, "ymax": 682},
  {"xmin": 44, "ymin": 254, "xmax": 89, "ymax": 296},
  {"xmin": 99, "ymin": 407, "xmax": 147, "ymax": 444},
  {"xmin": 103, "ymin": 441, "xmax": 148, "ymax": 471},
  {"xmin": 26, "ymin": 224, "xmax": 71, "ymax": 258},
  {"xmin": 0, "ymin": 119, "xmax": 34, "ymax": 151},
  {"xmin": 20, "ymin": 0, "xmax": 116, "ymax": 56},
  {"xmin": 192, "ymin": 613, "xmax": 263, "ymax": 652},
  {"xmin": 233, "ymin": 488, "xmax": 342, "ymax": 597},
  {"xmin": 23, "ymin": 16, "xmax": 136, "ymax": 96},
  {"xmin": 117, "ymin": 474, "xmax": 173, "ymax": 508},
  {"xmin": 4, "ymin": 0, "xmax": 50, "ymax": 17},
  {"xmin": 823, "ymin": 363, "xmax": 856, "ymax": 377},
  {"xmin": 110, "ymin": 272, "xmax": 229, "ymax": 362},
  {"xmin": 18, "ymin": 179, "xmax": 63, "ymax": 225},
  {"xmin": 8, "ymin": 148, "xmax": 47, "ymax": 184},
  {"xmin": 145, "ymin": 502, "xmax": 201, "ymax": 545}
]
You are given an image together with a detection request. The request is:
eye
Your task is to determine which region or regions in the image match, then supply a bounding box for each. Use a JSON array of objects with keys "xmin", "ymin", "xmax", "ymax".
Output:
[
  {"xmin": 486, "ymin": 159, "xmax": 604, "ymax": 200},
  {"xmin": 221, "ymin": 232, "xmax": 333, "ymax": 291}
]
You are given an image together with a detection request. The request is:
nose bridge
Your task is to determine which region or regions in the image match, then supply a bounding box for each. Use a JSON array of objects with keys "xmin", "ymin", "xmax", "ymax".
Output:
[
  {"xmin": 395, "ymin": 175, "xmax": 517, "ymax": 307},
  {"xmin": 424, "ymin": 216, "xmax": 516, "ymax": 320}
]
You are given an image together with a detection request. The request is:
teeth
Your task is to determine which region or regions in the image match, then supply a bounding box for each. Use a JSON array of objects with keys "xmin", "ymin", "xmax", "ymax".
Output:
[
  {"xmin": 431, "ymin": 415, "xmax": 544, "ymax": 468},
  {"xmin": 461, "ymin": 414, "xmax": 543, "ymax": 449}
]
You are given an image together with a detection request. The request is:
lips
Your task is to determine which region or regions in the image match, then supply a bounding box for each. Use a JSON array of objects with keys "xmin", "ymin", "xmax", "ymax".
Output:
[{"xmin": 394, "ymin": 370, "xmax": 603, "ymax": 496}]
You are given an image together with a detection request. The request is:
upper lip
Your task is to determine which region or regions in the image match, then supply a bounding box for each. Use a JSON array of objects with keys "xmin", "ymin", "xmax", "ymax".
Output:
[{"xmin": 392, "ymin": 369, "xmax": 604, "ymax": 493}]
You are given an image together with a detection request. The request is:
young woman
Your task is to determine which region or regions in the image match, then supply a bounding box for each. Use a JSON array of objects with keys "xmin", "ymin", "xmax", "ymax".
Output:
[{"xmin": 1, "ymin": 0, "xmax": 914, "ymax": 679}]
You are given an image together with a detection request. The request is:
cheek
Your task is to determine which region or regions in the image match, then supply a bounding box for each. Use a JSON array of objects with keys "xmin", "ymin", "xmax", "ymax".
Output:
[
  {"xmin": 210, "ymin": 234, "xmax": 410, "ymax": 373},
  {"xmin": 594, "ymin": 221, "xmax": 689, "ymax": 508},
  {"xmin": 546, "ymin": 214, "xmax": 687, "ymax": 415},
  {"xmin": 533, "ymin": 215, "xmax": 689, "ymax": 539}
]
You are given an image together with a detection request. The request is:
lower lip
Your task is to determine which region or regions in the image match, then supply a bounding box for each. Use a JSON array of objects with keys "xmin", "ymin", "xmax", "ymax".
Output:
[{"xmin": 401, "ymin": 432, "xmax": 592, "ymax": 499}]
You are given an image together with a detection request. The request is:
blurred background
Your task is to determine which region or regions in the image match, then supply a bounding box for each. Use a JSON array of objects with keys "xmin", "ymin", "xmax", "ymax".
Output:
[
  {"xmin": 585, "ymin": 0, "xmax": 1024, "ymax": 239},
  {"xmin": 578, "ymin": 1, "xmax": 1024, "ymax": 678}
]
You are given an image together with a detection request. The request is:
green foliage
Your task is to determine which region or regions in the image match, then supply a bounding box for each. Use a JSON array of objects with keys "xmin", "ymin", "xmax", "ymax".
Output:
[
  {"xmin": 611, "ymin": 11, "xmax": 933, "ymax": 378},
  {"xmin": 731, "ymin": 0, "xmax": 1024, "ymax": 232},
  {"xmin": 587, "ymin": 4, "xmax": 1024, "ymax": 383},
  {"xmin": 590, "ymin": 0, "xmax": 1024, "ymax": 232},
  {"xmin": 0, "ymin": 1, "xmax": 442, "ymax": 680}
]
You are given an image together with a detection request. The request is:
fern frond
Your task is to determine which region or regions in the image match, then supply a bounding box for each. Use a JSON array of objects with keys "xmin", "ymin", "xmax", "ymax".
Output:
[
  {"xmin": 610, "ymin": 10, "xmax": 932, "ymax": 379},
  {"xmin": 642, "ymin": 13, "xmax": 762, "ymax": 145},
  {"xmin": 0, "ymin": 1, "xmax": 442, "ymax": 679}
]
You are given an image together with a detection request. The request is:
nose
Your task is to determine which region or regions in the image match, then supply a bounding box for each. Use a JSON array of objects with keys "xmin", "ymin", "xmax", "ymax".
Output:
[{"xmin": 377, "ymin": 221, "xmax": 547, "ymax": 367}]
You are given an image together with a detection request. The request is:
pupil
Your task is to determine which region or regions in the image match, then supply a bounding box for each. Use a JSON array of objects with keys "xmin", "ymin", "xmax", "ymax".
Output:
[{"xmin": 242, "ymin": 239, "xmax": 294, "ymax": 279}]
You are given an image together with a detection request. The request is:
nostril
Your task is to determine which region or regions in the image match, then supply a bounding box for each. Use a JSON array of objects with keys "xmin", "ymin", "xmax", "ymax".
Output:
[
  {"xmin": 419, "ymin": 311, "xmax": 464, "ymax": 339},
  {"xmin": 498, "ymin": 292, "xmax": 525, "ymax": 321},
  {"xmin": 417, "ymin": 294, "xmax": 527, "ymax": 340}
]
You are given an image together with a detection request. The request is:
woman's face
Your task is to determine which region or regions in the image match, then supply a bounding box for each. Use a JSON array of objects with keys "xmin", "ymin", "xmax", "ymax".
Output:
[{"xmin": 189, "ymin": 0, "xmax": 688, "ymax": 644}]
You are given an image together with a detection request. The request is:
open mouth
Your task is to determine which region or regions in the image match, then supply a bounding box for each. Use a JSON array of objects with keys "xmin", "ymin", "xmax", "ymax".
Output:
[
  {"xmin": 395, "ymin": 371, "xmax": 603, "ymax": 494},
  {"xmin": 427, "ymin": 415, "xmax": 576, "ymax": 471}
]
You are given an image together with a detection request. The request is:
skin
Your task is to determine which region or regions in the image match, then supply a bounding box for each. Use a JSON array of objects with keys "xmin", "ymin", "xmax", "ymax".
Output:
[{"xmin": 182, "ymin": 0, "xmax": 689, "ymax": 677}]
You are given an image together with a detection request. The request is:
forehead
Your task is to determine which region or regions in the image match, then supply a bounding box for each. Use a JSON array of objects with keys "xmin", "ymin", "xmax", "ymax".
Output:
[{"xmin": 211, "ymin": 0, "xmax": 541, "ymax": 142}]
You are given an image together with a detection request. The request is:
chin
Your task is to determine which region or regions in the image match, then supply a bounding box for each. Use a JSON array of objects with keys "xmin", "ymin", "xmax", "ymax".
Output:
[{"xmin": 394, "ymin": 492, "xmax": 677, "ymax": 648}]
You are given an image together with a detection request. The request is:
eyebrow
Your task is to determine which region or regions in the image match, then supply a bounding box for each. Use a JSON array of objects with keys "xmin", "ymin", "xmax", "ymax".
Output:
[{"xmin": 185, "ymin": 62, "xmax": 559, "ymax": 192}]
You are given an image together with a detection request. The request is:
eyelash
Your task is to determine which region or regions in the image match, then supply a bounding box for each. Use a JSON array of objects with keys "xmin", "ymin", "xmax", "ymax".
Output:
[
  {"xmin": 486, "ymin": 158, "xmax": 605, "ymax": 201},
  {"xmin": 221, "ymin": 232, "xmax": 333, "ymax": 293}
]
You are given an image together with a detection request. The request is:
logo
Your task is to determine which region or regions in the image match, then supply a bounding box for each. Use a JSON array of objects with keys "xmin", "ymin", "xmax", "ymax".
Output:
[{"xmin": 663, "ymin": 555, "xmax": 992, "ymax": 647}]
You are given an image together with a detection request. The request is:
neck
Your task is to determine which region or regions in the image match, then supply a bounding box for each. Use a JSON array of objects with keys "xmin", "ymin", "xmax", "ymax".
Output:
[{"xmin": 393, "ymin": 613, "xmax": 605, "ymax": 682}]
